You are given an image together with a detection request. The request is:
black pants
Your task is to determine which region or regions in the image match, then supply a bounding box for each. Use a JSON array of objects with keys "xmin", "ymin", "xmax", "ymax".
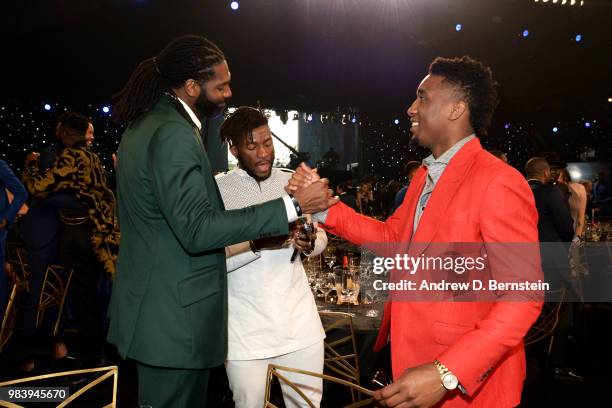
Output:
[{"xmin": 59, "ymin": 221, "xmax": 106, "ymax": 364}]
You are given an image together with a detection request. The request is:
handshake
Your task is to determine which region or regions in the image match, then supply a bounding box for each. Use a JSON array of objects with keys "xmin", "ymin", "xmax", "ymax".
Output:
[{"xmin": 284, "ymin": 163, "xmax": 339, "ymax": 215}]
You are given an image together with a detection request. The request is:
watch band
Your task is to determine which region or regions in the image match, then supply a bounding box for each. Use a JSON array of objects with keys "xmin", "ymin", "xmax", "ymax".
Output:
[
  {"xmin": 288, "ymin": 194, "xmax": 303, "ymax": 217},
  {"xmin": 434, "ymin": 359, "xmax": 450, "ymax": 377},
  {"xmin": 434, "ymin": 360, "xmax": 468, "ymax": 395}
]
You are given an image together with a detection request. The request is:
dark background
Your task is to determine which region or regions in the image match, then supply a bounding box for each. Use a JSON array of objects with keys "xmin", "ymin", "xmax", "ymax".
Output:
[{"xmin": 2, "ymin": 0, "xmax": 611, "ymax": 119}]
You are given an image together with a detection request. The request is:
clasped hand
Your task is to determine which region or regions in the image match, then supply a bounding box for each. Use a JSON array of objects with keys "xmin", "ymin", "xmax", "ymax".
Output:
[{"xmin": 284, "ymin": 163, "xmax": 338, "ymax": 214}]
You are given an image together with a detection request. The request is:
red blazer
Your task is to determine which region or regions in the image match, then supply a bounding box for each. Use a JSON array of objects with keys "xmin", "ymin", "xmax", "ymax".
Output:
[{"xmin": 322, "ymin": 138, "xmax": 542, "ymax": 407}]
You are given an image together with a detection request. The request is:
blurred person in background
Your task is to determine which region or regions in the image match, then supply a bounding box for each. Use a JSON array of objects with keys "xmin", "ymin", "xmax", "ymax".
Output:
[
  {"xmin": 392, "ymin": 160, "xmax": 421, "ymax": 212},
  {"xmin": 19, "ymin": 112, "xmax": 91, "ymax": 359},
  {"xmin": 557, "ymin": 168, "xmax": 587, "ymax": 238},
  {"xmin": 0, "ymin": 159, "xmax": 27, "ymax": 309},
  {"xmin": 22, "ymin": 112, "xmax": 118, "ymax": 367}
]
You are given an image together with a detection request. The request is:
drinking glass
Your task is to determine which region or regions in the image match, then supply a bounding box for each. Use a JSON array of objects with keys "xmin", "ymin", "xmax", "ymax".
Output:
[{"xmin": 320, "ymin": 273, "xmax": 336, "ymax": 303}]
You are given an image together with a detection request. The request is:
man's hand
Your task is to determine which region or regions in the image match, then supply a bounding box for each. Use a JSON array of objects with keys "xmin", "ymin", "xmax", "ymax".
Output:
[
  {"xmin": 373, "ymin": 363, "xmax": 447, "ymax": 408},
  {"xmin": 292, "ymin": 179, "xmax": 338, "ymax": 214},
  {"xmin": 0, "ymin": 218, "xmax": 7, "ymax": 230},
  {"xmin": 25, "ymin": 152, "xmax": 40, "ymax": 165},
  {"xmin": 285, "ymin": 163, "xmax": 320, "ymax": 193},
  {"xmin": 290, "ymin": 222, "xmax": 316, "ymax": 253},
  {"xmin": 112, "ymin": 153, "xmax": 118, "ymax": 169}
]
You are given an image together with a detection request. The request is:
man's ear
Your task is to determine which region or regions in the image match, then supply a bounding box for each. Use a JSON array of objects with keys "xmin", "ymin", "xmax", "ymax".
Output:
[
  {"xmin": 449, "ymin": 100, "xmax": 468, "ymax": 121},
  {"xmin": 184, "ymin": 79, "xmax": 200, "ymax": 98},
  {"xmin": 229, "ymin": 144, "xmax": 239, "ymax": 160}
]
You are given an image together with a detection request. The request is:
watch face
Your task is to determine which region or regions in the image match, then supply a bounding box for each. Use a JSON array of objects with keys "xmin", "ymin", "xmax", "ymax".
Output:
[{"xmin": 442, "ymin": 373, "xmax": 459, "ymax": 390}]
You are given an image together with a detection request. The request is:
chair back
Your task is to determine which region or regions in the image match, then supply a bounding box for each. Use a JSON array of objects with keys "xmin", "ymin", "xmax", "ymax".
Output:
[
  {"xmin": 0, "ymin": 365, "xmax": 118, "ymax": 407},
  {"xmin": 318, "ymin": 311, "xmax": 362, "ymax": 401},
  {"xmin": 525, "ymin": 287, "xmax": 567, "ymax": 346},
  {"xmin": 0, "ymin": 284, "xmax": 19, "ymax": 353},
  {"xmin": 36, "ymin": 265, "xmax": 73, "ymax": 338},
  {"xmin": 6, "ymin": 243, "xmax": 30, "ymax": 292},
  {"xmin": 264, "ymin": 364, "xmax": 374, "ymax": 408}
]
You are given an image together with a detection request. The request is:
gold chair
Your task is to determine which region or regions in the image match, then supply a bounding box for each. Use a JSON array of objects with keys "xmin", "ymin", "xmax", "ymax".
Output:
[
  {"xmin": 0, "ymin": 365, "xmax": 118, "ymax": 407},
  {"xmin": 36, "ymin": 265, "xmax": 73, "ymax": 339},
  {"xmin": 525, "ymin": 287, "xmax": 567, "ymax": 359},
  {"xmin": 264, "ymin": 364, "xmax": 374, "ymax": 408},
  {"xmin": 318, "ymin": 311, "xmax": 362, "ymax": 402},
  {"xmin": 6, "ymin": 243, "xmax": 30, "ymax": 292},
  {"xmin": 0, "ymin": 284, "xmax": 19, "ymax": 353}
]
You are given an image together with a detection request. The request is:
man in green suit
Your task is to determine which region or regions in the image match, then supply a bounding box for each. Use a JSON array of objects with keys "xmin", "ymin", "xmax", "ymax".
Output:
[{"xmin": 108, "ymin": 35, "xmax": 336, "ymax": 407}]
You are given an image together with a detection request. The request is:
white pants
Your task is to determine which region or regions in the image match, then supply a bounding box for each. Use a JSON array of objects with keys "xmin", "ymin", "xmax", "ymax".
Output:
[{"xmin": 225, "ymin": 341, "xmax": 324, "ymax": 408}]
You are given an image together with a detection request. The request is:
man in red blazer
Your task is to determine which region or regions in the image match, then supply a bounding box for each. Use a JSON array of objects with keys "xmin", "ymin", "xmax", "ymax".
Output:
[{"xmin": 288, "ymin": 56, "xmax": 542, "ymax": 407}]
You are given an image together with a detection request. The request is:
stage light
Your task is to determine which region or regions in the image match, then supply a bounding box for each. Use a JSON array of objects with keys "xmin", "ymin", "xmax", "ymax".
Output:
[
  {"xmin": 608, "ymin": 97, "xmax": 612, "ymax": 103},
  {"xmin": 293, "ymin": 113, "xmax": 299, "ymax": 120},
  {"xmin": 230, "ymin": 1, "xmax": 239, "ymax": 11},
  {"xmin": 562, "ymin": 0, "xmax": 567, "ymax": 4},
  {"xmin": 394, "ymin": 119, "xmax": 400, "ymax": 125},
  {"xmin": 455, "ymin": 24, "xmax": 462, "ymax": 32},
  {"xmin": 304, "ymin": 113, "xmax": 313, "ymax": 123},
  {"xmin": 504, "ymin": 123, "xmax": 510, "ymax": 129},
  {"xmin": 585, "ymin": 121, "xmax": 591, "ymax": 128},
  {"xmin": 570, "ymin": 0, "xmax": 576, "ymax": 4},
  {"xmin": 351, "ymin": 115, "xmax": 357, "ymax": 124},
  {"xmin": 102, "ymin": 106, "xmax": 110, "ymax": 114},
  {"xmin": 552, "ymin": 127, "xmax": 559, "ymax": 133},
  {"xmin": 43, "ymin": 103, "xmax": 51, "ymax": 111},
  {"xmin": 522, "ymin": 29, "xmax": 530, "ymax": 38},
  {"xmin": 575, "ymin": 34, "xmax": 582, "ymax": 42}
]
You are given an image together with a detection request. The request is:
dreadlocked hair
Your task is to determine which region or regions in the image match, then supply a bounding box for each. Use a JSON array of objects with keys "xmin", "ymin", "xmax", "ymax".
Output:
[
  {"xmin": 113, "ymin": 35, "xmax": 226, "ymax": 125},
  {"xmin": 429, "ymin": 56, "xmax": 499, "ymax": 136},
  {"xmin": 220, "ymin": 107, "xmax": 268, "ymax": 147}
]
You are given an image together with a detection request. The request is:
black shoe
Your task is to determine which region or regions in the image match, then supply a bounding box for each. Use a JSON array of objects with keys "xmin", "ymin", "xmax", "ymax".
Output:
[
  {"xmin": 553, "ymin": 367, "xmax": 586, "ymax": 381},
  {"xmin": 54, "ymin": 355, "xmax": 83, "ymax": 371}
]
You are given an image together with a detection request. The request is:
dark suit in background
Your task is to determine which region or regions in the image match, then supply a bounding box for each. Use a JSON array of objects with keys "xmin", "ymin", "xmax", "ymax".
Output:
[
  {"xmin": 529, "ymin": 180, "xmax": 574, "ymax": 243},
  {"xmin": 528, "ymin": 179, "xmax": 576, "ymax": 370},
  {"xmin": 19, "ymin": 144, "xmax": 84, "ymax": 336},
  {"xmin": 529, "ymin": 179, "xmax": 574, "ymax": 291},
  {"xmin": 0, "ymin": 159, "xmax": 28, "ymax": 308}
]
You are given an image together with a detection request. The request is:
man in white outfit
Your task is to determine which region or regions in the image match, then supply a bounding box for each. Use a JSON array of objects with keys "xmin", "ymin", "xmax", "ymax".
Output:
[{"xmin": 216, "ymin": 107, "xmax": 326, "ymax": 408}]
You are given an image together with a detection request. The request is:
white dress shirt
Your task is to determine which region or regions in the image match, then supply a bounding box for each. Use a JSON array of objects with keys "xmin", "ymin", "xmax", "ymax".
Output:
[{"xmin": 216, "ymin": 167, "xmax": 326, "ymax": 360}]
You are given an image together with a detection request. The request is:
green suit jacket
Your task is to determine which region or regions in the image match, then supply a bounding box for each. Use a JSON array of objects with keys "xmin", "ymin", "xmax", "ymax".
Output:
[{"xmin": 107, "ymin": 95, "xmax": 289, "ymax": 369}]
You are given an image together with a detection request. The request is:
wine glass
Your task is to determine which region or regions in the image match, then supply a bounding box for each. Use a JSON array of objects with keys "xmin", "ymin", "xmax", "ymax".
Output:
[
  {"xmin": 307, "ymin": 263, "xmax": 321, "ymax": 295},
  {"xmin": 320, "ymin": 273, "xmax": 336, "ymax": 303},
  {"xmin": 324, "ymin": 255, "xmax": 337, "ymax": 271},
  {"xmin": 349, "ymin": 256, "xmax": 360, "ymax": 271},
  {"xmin": 360, "ymin": 273, "xmax": 380, "ymax": 317}
]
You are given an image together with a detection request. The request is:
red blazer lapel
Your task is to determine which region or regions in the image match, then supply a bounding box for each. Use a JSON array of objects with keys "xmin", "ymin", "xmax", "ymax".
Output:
[
  {"xmin": 412, "ymin": 138, "xmax": 483, "ymax": 244},
  {"xmin": 398, "ymin": 166, "xmax": 427, "ymax": 243}
]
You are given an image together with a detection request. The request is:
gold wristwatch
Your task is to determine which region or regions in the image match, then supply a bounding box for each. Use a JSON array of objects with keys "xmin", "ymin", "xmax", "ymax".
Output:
[{"xmin": 433, "ymin": 360, "xmax": 467, "ymax": 395}]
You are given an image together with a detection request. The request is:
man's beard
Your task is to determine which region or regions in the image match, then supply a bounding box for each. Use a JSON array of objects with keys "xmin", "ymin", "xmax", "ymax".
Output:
[
  {"xmin": 238, "ymin": 153, "xmax": 275, "ymax": 182},
  {"xmin": 195, "ymin": 92, "xmax": 226, "ymax": 119}
]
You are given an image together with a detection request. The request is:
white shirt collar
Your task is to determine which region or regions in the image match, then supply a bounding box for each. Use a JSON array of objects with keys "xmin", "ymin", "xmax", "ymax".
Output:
[{"xmin": 176, "ymin": 96, "xmax": 202, "ymax": 130}]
